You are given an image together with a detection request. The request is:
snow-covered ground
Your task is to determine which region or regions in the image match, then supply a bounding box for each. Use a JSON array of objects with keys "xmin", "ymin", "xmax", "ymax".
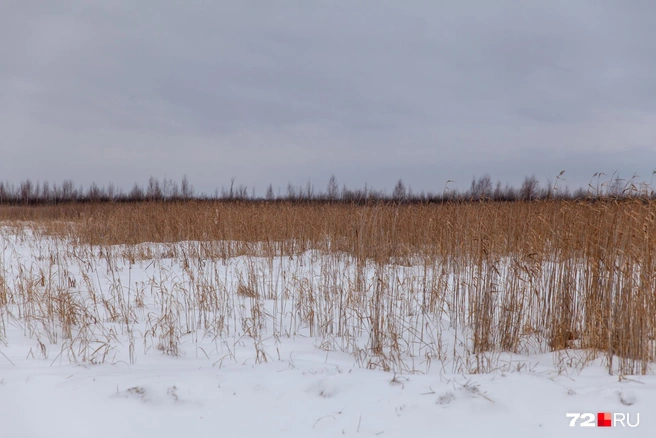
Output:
[
  {"xmin": 2, "ymin": 349, "xmax": 653, "ymax": 437},
  {"xmin": 0, "ymin": 227, "xmax": 654, "ymax": 437}
]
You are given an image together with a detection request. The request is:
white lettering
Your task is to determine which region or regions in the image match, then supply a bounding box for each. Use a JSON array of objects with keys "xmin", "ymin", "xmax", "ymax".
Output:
[
  {"xmin": 566, "ymin": 413, "xmax": 580, "ymax": 427},
  {"xmin": 626, "ymin": 413, "xmax": 640, "ymax": 428}
]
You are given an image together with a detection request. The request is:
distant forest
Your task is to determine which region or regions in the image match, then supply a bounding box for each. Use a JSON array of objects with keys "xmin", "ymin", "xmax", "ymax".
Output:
[{"xmin": 0, "ymin": 172, "xmax": 653, "ymax": 205}]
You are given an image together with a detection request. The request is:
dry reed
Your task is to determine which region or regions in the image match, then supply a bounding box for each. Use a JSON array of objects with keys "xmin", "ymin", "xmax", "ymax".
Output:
[{"xmin": 0, "ymin": 199, "xmax": 654, "ymax": 374}]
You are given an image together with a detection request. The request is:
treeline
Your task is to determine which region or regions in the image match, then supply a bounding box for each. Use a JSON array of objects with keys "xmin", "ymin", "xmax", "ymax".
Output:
[{"xmin": 0, "ymin": 172, "xmax": 653, "ymax": 205}]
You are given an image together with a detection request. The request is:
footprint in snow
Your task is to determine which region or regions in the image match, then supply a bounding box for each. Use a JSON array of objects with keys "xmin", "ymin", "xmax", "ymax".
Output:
[
  {"xmin": 307, "ymin": 379, "xmax": 339, "ymax": 398},
  {"xmin": 112, "ymin": 385, "xmax": 201, "ymax": 406},
  {"xmin": 617, "ymin": 390, "xmax": 637, "ymax": 406},
  {"xmin": 113, "ymin": 386, "xmax": 150, "ymax": 403}
]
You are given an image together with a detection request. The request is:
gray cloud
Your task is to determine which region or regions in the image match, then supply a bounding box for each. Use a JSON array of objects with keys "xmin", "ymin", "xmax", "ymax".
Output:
[{"xmin": 1, "ymin": 0, "xmax": 655, "ymax": 194}]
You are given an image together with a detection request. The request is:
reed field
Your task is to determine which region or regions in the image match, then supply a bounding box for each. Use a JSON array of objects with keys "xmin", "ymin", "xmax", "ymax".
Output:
[{"xmin": 1, "ymin": 199, "xmax": 654, "ymax": 376}]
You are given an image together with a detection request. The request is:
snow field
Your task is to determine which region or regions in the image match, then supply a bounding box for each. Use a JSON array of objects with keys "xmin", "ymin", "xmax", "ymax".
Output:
[{"xmin": 0, "ymin": 226, "xmax": 654, "ymax": 437}]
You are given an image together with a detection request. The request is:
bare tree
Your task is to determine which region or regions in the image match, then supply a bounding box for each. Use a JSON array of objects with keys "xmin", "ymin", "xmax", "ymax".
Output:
[
  {"xmin": 327, "ymin": 175, "xmax": 339, "ymax": 201},
  {"xmin": 469, "ymin": 174, "xmax": 493, "ymax": 200},
  {"xmin": 235, "ymin": 184, "xmax": 249, "ymax": 200},
  {"xmin": 146, "ymin": 176, "xmax": 163, "ymax": 200},
  {"xmin": 181, "ymin": 175, "xmax": 194, "ymax": 200},
  {"xmin": 107, "ymin": 183, "xmax": 117, "ymax": 201},
  {"xmin": 61, "ymin": 180, "xmax": 76, "ymax": 201},
  {"xmin": 41, "ymin": 181, "xmax": 51, "ymax": 203},
  {"xmin": 88, "ymin": 182, "xmax": 102, "ymax": 202},
  {"xmin": 287, "ymin": 183, "xmax": 297, "ymax": 200},
  {"xmin": 519, "ymin": 175, "xmax": 540, "ymax": 200},
  {"xmin": 493, "ymin": 180, "xmax": 503, "ymax": 200},
  {"xmin": 392, "ymin": 179, "xmax": 407, "ymax": 201},
  {"xmin": 129, "ymin": 183, "xmax": 145, "ymax": 201}
]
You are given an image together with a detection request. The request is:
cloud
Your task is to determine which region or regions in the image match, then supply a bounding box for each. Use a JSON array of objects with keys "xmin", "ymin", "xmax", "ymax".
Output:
[{"xmin": 1, "ymin": 0, "xmax": 655, "ymax": 194}]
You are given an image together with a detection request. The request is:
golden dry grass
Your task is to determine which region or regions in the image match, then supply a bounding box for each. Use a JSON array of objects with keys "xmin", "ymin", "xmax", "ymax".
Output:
[{"xmin": 0, "ymin": 199, "xmax": 654, "ymax": 374}]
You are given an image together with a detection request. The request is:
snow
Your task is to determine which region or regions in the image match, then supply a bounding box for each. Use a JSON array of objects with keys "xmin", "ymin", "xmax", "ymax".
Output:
[{"xmin": 0, "ymin": 226, "xmax": 654, "ymax": 437}]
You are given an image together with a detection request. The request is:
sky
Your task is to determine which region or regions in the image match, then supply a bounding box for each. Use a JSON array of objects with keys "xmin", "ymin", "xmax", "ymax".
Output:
[{"xmin": 2, "ymin": 0, "xmax": 655, "ymax": 196}]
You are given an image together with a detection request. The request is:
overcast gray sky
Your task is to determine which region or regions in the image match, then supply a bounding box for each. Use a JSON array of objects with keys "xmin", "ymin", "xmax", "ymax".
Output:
[{"xmin": 2, "ymin": 0, "xmax": 655, "ymax": 195}]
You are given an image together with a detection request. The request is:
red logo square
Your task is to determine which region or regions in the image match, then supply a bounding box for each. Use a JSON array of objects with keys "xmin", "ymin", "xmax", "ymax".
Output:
[{"xmin": 597, "ymin": 412, "xmax": 612, "ymax": 427}]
